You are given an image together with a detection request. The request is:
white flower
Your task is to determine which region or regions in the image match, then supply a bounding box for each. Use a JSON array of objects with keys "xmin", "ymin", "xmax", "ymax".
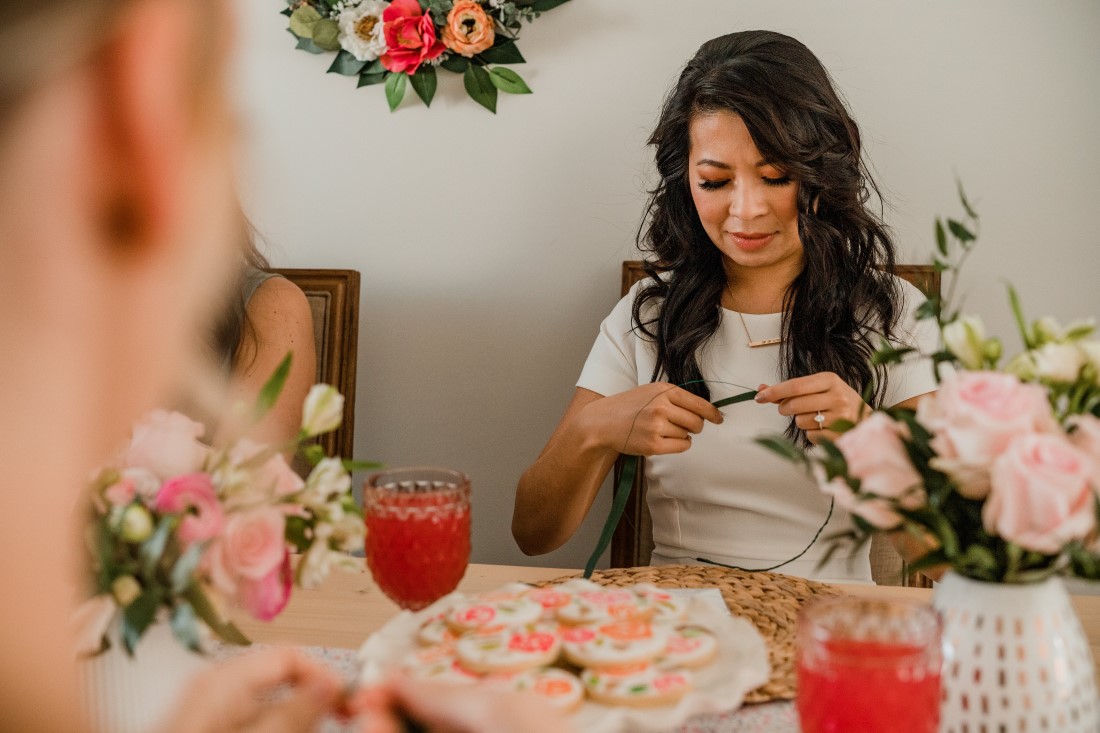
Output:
[
  {"xmin": 1033, "ymin": 342, "xmax": 1086, "ymax": 384},
  {"xmin": 120, "ymin": 505, "xmax": 154, "ymax": 542},
  {"xmin": 304, "ymin": 458, "xmax": 352, "ymax": 505},
  {"xmin": 1033, "ymin": 316, "xmax": 1065, "ymax": 345},
  {"xmin": 1079, "ymin": 341, "xmax": 1100, "ymax": 386},
  {"xmin": 302, "ymin": 385, "xmax": 345, "ymax": 438},
  {"xmin": 299, "ymin": 529, "xmax": 335, "ymax": 589},
  {"xmin": 1005, "ymin": 352, "xmax": 1038, "ymax": 381},
  {"xmin": 943, "ymin": 315, "xmax": 987, "ymax": 370},
  {"xmin": 338, "ymin": 1, "xmax": 389, "ymax": 62}
]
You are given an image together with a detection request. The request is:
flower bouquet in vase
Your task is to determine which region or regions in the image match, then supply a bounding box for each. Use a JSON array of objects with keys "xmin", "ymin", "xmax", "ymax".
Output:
[
  {"xmin": 77, "ymin": 355, "xmax": 377, "ymax": 733},
  {"xmin": 763, "ymin": 184, "xmax": 1100, "ymax": 732}
]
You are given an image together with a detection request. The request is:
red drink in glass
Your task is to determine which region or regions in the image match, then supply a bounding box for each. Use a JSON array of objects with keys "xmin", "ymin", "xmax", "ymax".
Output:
[
  {"xmin": 364, "ymin": 468, "xmax": 471, "ymax": 611},
  {"xmin": 797, "ymin": 598, "xmax": 942, "ymax": 733}
]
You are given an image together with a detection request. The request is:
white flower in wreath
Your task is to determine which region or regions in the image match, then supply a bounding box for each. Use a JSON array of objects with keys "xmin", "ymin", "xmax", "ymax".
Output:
[{"xmin": 338, "ymin": 0, "xmax": 389, "ymax": 62}]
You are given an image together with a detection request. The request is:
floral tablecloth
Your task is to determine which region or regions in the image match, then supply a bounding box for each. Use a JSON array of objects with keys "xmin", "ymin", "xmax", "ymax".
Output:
[{"xmin": 212, "ymin": 644, "xmax": 799, "ymax": 733}]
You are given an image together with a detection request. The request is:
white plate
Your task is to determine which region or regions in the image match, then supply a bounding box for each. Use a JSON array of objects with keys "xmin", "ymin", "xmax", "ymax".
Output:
[{"xmin": 358, "ymin": 579, "xmax": 770, "ymax": 733}]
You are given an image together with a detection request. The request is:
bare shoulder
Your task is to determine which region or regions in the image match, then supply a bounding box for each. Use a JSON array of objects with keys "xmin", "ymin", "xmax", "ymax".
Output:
[{"xmin": 247, "ymin": 276, "xmax": 312, "ymax": 327}]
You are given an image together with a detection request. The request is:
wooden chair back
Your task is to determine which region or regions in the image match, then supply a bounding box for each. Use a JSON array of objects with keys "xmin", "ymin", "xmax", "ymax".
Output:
[
  {"xmin": 611, "ymin": 262, "xmax": 938, "ymax": 587},
  {"xmin": 272, "ymin": 269, "xmax": 360, "ymax": 461}
]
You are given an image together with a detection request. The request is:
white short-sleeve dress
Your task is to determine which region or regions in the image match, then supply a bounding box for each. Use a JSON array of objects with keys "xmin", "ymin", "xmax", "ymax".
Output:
[{"xmin": 576, "ymin": 276, "xmax": 938, "ymax": 583}]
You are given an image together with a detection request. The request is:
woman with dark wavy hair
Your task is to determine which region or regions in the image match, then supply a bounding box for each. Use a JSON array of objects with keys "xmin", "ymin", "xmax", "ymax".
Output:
[{"xmin": 513, "ymin": 31, "xmax": 938, "ymax": 582}]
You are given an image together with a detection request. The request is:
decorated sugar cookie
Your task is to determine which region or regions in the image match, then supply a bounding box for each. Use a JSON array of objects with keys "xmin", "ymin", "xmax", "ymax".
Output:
[
  {"xmin": 659, "ymin": 625, "xmax": 718, "ymax": 669},
  {"xmin": 632, "ymin": 584, "xmax": 688, "ymax": 624},
  {"xmin": 446, "ymin": 594, "xmax": 543, "ymax": 634},
  {"xmin": 557, "ymin": 588, "xmax": 653, "ymax": 625},
  {"xmin": 582, "ymin": 665, "xmax": 694, "ymax": 707},
  {"xmin": 400, "ymin": 646, "xmax": 480, "ymax": 685},
  {"xmin": 508, "ymin": 668, "xmax": 586, "ymax": 713},
  {"xmin": 455, "ymin": 624, "xmax": 562, "ymax": 674},
  {"xmin": 560, "ymin": 619, "xmax": 671, "ymax": 669},
  {"xmin": 525, "ymin": 587, "xmax": 574, "ymax": 620},
  {"xmin": 416, "ymin": 614, "xmax": 459, "ymax": 647}
]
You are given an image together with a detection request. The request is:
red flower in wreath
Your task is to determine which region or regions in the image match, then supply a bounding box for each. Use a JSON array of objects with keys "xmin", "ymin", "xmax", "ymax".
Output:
[{"xmin": 380, "ymin": 0, "xmax": 446, "ymax": 74}]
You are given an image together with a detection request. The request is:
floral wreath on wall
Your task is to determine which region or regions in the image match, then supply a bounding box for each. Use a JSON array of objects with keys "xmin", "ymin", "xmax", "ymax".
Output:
[{"xmin": 282, "ymin": 0, "xmax": 571, "ymax": 113}]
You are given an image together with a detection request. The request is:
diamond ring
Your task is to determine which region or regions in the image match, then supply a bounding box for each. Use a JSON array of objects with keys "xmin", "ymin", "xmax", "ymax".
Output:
[{"xmin": 814, "ymin": 411, "xmax": 826, "ymax": 427}]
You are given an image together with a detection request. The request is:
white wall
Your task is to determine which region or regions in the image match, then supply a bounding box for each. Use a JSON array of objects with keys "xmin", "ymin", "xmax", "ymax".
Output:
[{"xmin": 233, "ymin": 0, "xmax": 1100, "ymax": 569}]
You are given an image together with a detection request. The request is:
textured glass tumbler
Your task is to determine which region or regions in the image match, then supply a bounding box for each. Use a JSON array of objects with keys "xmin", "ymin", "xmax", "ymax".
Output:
[
  {"xmin": 797, "ymin": 596, "xmax": 943, "ymax": 733},
  {"xmin": 364, "ymin": 467, "xmax": 471, "ymax": 611}
]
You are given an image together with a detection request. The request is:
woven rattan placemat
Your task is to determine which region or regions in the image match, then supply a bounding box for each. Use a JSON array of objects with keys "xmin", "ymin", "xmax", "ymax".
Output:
[{"xmin": 542, "ymin": 565, "xmax": 842, "ymax": 703}]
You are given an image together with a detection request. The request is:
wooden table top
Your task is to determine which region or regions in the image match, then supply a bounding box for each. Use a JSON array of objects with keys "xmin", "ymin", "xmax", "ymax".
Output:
[{"xmin": 234, "ymin": 563, "xmax": 1100, "ymax": 671}]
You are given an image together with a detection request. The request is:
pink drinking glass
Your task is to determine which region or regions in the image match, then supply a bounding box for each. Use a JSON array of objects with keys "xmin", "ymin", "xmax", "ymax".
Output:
[
  {"xmin": 363, "ymin": 467, "xmax": 471, "ymax": 611},
  {"xmin": 797, "ymin": 597, "xmax": 943, "ymax": 733}
]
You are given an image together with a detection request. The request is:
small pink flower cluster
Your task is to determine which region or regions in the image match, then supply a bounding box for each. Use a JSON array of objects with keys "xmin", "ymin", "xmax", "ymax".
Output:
[{"xmin": 823, "ymin": 371, "xmax": 1100, "ymax": 556}]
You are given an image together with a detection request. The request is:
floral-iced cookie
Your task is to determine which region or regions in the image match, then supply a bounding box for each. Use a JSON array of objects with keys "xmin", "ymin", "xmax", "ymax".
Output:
[
  {"xmin": 525, "ymin": 587, "xmax": 574, "ymax": 621},
  {"xmin": 507, "ymin": 668, "xmax": 586, "ymax": 713},
  {"xmin": 633, "ymin": 584, "xmax": 688, "ymax": 624},
  {"xmin": 446, "ymin": 594, "xmax": 543, "ymax": 634},
  {"xmin": 416, "ymin": 614, "xmax": 459, "ymax": 647},
  {"xmin": 658, "ymin": 625, "xmax": 718, "ymax": 669},
  {"xmin": 581, "ymin": 666, "xmax": 693, "ymax": 707},
  {"xmin": 455, "ymin": 624, "xmax": 562, "ymax": 674},
  {"xmin": 557, "ymin": 588, "xmax": 653, "ymax": 625},
  {"xmin": 560, "ymin": 620, "xmax": 671, "ymax": 669},
  {"xmin": 400, "ymin": 645, "xmax": 480, "ymax": 685}
]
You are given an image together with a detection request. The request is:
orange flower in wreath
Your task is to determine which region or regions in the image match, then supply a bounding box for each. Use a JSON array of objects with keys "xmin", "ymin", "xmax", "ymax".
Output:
[{"xmin": 442, "ymin": 1, "xmax": 496, "ymax": 58}]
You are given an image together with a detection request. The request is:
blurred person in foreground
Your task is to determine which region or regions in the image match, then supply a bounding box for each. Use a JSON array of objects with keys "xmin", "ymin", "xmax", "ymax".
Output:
[{"xmin": 0, "ymin": 1, "xmax": 569, "ymax": 731}]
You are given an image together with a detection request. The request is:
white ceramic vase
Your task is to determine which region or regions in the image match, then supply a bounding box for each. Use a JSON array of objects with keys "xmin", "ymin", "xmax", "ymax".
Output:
[
  {"xmin": 80, "ymin": 621, "xmax": 212, "ymax": 733},
  {"xmin": 933, "ymin": 571, "xmax": 1098, "ymax": 733}
]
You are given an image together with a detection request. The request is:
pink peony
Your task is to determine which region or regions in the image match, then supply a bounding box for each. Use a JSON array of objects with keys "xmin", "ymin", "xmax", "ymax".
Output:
[
  {"xmin": 917, "ymin": 371, "xmax": 1058, "ymax": 499},
  {"xmin": 237, "ymin": 551, "xmax": 292, "ymax": 621},
  {"xmin": 380, "ymin": 0, "xmax": 446, "ymax": 74},
  {"xmin": 983, "ymin": 433, "xmax": 1096, "ymax": 554},
  {"xmin": 835, "ymin": 412, "xmax": 925, "ymax": 510},
  {"xmin": 154, "ymin": 473, "xmax": 224, "ymax": 546},
  {"xmin": 125, "ymin": 410, "xmax": 209, "ymax": 481},
  {"xmin": 217, "ymin": 508, "xmax": 286, "ymax": 580}
]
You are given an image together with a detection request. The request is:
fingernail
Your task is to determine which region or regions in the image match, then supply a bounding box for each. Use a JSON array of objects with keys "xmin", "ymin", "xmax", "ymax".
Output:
[{"xmin": 754, "ymin": 392, "xmax": 766, "ymax": 403}]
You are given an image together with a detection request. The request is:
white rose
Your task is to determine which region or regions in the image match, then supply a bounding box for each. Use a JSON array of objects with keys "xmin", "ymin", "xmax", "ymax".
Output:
[
  {"xmin": 1033, "ymin": 342, "xmax": 1085, "ymax": 384},
  {"xmin": 338, "ymin": 1, "xmax": 389, "ymax": 62},
  {"xmin": 302, "ymin": 385, "xmax": 344, "ymax": 438},
  {"xmin": 943, "ymin": 315, "xmax": 987, "ymax": 370}
]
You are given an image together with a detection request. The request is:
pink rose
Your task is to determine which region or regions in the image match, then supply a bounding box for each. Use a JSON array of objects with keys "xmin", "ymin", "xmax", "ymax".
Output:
[
  {"xmin": 231, "ymin": 439, "xmax": 304, "ymax": 498},
  {"xmin": 1069, "ymin": 415, "xmax": 1100, "ymax": 490},
  {"xmin": 917, "ymin": 371, "xmax": 1058, "ymax": 499},
  {"xmin": 818, "ymin": 470, "xmax": 904, "ymax": 530},
  {"xmin": 125, "ymin": 410, "xmax": 209, "ymax": 480},
  {"xmin": 218, "ymin": 508, "xmax": 286, "ymax": 580},
  {"xmin": 380, "ymin": 0, "xmax": 446, "ymax": 74},
  {"xmin": 983, "ymin": 433, "xmax": 1096, "ymax": 554},
  {"xmin": 835, "ymin": 412, "xmax": 925, "ymax": 509},
  {"xmin": 154, "ymin": 473, "xmax": 224, "ymax": 546},
  {"xmin": 237, "ymin": 551, "xmax": 292, "ymax": 621}
]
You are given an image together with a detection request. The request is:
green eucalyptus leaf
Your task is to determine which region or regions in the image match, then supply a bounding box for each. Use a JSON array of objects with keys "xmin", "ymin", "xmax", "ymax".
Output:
[
  {"xmin": 256, "ymin": 353, "xmax": 292, "ymax": 420},
  {"xmin": 295, "ymin": 36, "xmax": 327, "ymax": 54},
  {"xmin": 489, "ymin": 67, "xmax": 532, "ymax": 94},
  {"xmin": 464, "ymin": 65, "xmax": 497, "ymax": 113},
  {"xmin": 311, "ymin": 19, "xmax": 341, "ymax": 51},
  {"xmin": 328, "ymin": 50, "xmax": 367, "ymax": 76},
  {"xmin": 478, "ymin": 40, "xmax": 525, "ymax": 65},
  {"xmin": 409, "ymin": 66, "xmax": 438, "ymax": 107},
  {"xmin": 289, "ymin": 5, "xmax": 323, "ymax": 38},
  {"xmin": 385, "ymin": 72, "xmax": 408, "ymax": 112},
  {"xmin": 170, "ymin": 603, "xmax": 203, "ymax": 653},
  {"xmin": 441, "ymin": 55, "xmax": 470, "ymax": 73}
]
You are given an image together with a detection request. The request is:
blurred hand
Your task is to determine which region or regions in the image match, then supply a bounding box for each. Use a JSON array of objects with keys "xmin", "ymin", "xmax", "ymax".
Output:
[
  {"xmin": 755, "ymin": 373, "xmax": 869, "ymax": 445},
  {"xmin": 579, "ymin": 382, "xmax": 723, "ymax": 456},
  {"xmin": 352, "ymin": 675, "xmax": 577, "ymax": 733},
  {"xmin": 159, "ymin": 648, "xmax": 345, "ymax": 733}
]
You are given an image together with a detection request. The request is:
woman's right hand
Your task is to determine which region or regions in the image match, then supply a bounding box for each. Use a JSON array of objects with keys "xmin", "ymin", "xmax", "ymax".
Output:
[{"xmin": 578, "ymin": 382, "xmax": 723, "ymax": 456}]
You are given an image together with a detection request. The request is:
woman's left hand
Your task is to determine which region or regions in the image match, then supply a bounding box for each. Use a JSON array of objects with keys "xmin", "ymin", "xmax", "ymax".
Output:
[{"xmin": 755, "ymin": 372, "xmax": 869, "ymax": 445}]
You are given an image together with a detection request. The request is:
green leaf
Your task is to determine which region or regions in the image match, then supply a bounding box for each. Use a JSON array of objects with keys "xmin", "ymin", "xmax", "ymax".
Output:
[
  {"xmin": 289, "ymin": 5, "xmax": 322, "ymax": 38},
  {"xmin": 141, "ymin": 515, "xmax": 177, "ymax": 579},
  {"xmin": 946, "ymin": 218, "xmax": 975, "ymax": 243},
  {"xmin": 755, "ymin": 435, "xmax": 807, "ymax": 466},
  {"xmin": 956, "ymin": 178, "xmax": 978, "ymax": 220},
  {"xmin": 121, "ymin": 590, "xmax": 162, "ymax": 655},
  {"xmin": 711, "ymin": 390, "xmax": 757, "ymax": 409},
  {"xmin": 358, "ymin": 72, "xmax": 387, "ymax": 87},
  {"xmin": 530, "ymin": 0, "xmax": 571, "ymax": 10},
  {"xmin": 464, "ymin": 65, "xmax": 497, "ymax": 113},
  {"xmin": 295, "ymin": 36, "xmax": 327, "ymax": 54},
  {"xmin": 302, "ymin": 442, "xmax": 326, "ymax": 466},
  {"xmin": 385, "ymin": 72, "xmax": 408, "ymax": 112},
  {"xmin": 914, "ymin": 297, "xmax": 940, "ymax": 321},
  {"xmin": 409, "ymin": 66, "xmax": 438, "ymax": 107},
  {"xmin": 169, "ymin": 603, "xmax": 203, "ymax": 653},
  {"xmin": 328, "ymin": 50, "xmax": 367, "ymax": 76},
  {"xmin": 311, "ymin": 19, "xmax": 341, "ymax": 51},
  {"xmin": 478, "ymin": 41, "xmax": 525, "ymax": 65},
  {"xmin": 489, "ymin": 67, "xmax": 532, "ymax": 94},
  {"xmin": 170, "ymin": 542, "xmax": 205, "ymax": 595},
  {"xmin": 934, "ymin": 219, "xmax": 947, "ymax": 256},
  {"xmin": 343, "ymin": 458, "xmax": 385, "ymax": 472},
  {"xmin": 256, "ymin": 352, "xmax": 292, "ymax": 420},
  {"xmin": 281, "ymin": 8, "xmax": 293, "ymax": 17},
  {"xmin": 185, "ymin": 586, "xmax": 251, "ymax": 646},
  {"xmin": 1006, "ymin": 284, "xmax": 1034, "ymax": 350},
  {"xmin": 441, "ymin": 55, "xmax": 470, "ymax": 73},
  {"xmin": 584, "ymin": 455, "xmax": 638, "ymax": 578},
  {"xmin": 285, "ymin": 515, "xmax": 311, "ymax": 553}
]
